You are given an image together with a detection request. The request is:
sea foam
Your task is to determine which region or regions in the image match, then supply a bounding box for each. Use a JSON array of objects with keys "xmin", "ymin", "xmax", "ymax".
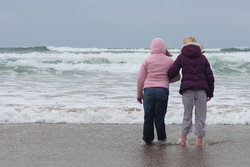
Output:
[{"xmin": 0, "ymin": 46, "xmax": 249, "ymax": 124}]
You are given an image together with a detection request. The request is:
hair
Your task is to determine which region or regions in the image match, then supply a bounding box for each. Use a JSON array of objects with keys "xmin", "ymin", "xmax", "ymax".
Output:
[
  {"xmin": 165, "ymin": 49, "xmax": 173, "ymax": 57},
  {"xmin": 182, "ymin": 36, "xmax": 205, "ymax": 53},
  {"xmin": 183, "ymin": 36, "xmax": 197, "ymax": 44}
]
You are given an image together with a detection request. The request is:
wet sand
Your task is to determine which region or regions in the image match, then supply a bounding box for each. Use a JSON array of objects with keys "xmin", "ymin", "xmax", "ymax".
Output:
[{"xmin": 0, "ymin": 124, "xmax": 249, "ymax": 167}]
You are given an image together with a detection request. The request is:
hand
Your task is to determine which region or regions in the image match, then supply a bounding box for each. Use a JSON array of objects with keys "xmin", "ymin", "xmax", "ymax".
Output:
[
  {"xmin": 206, "ymin": 97, "xmax": 211, "ymax": 101},
  {"xmin": 137, "ymin": 98, "xmax": 142, "ymax": 104}
]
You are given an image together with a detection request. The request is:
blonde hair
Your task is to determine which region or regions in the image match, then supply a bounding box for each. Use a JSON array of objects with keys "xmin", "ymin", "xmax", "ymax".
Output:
[
  {"xmin": 182, "ymin": 36, "xmax": 205, "ymax": 53},
  {"xmin": 183, "ymin": 36, "xmax": 197, "ymax": 44}
]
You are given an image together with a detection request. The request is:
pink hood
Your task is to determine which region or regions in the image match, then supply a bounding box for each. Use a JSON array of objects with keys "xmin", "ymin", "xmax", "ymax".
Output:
[{"xmin": 150, "ymin": 38, "xmax": 167, "ymax": 54}]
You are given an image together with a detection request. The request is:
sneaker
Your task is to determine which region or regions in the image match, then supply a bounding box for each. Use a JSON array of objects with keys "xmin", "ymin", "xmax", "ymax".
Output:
[
  {"xmin": 141, "ymin": 140, "xmax": 152, "ymax": 145},
  {"xmin": 156, "ymin": 140, "xmax": 167, "ymax": 145}
]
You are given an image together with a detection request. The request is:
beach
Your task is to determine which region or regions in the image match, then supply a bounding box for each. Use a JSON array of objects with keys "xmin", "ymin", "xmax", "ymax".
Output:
[
  {"xmin": 0, "ymin": 47, "xmax": 250, "ymax": 167},
  {"xmin": 0, "ymin": 124, "xmax": 249, "ymax": 167}
]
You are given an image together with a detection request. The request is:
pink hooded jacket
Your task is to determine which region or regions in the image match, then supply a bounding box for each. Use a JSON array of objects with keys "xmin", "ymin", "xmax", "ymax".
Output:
[{"xmin": 137, "ymin": 38, "xmax": 175, "ymax": 98}]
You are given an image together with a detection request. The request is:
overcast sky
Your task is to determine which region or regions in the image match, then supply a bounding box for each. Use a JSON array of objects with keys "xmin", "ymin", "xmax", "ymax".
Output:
[{"xmin": 0, "ymin": 0, "xmax": 250, "ymax": 48}]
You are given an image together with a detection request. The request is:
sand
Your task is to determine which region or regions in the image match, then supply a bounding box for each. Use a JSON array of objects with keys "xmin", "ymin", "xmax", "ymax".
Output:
[{"xmin": 0, "ymin": 124, "xmax": 249, "ymax": 167}]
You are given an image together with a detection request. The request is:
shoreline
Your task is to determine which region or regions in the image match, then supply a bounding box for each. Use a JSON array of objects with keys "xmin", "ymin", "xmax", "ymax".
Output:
[{"xmin": 0, "ymin": 124, "xmax": 249, "ymax": 167}]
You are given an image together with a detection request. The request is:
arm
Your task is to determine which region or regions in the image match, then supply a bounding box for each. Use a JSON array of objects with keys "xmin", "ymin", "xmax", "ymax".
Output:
[
  {"xmin": 168, "ymin": 56, "xmax": 182, "ymax": 80},
  {"xmin": 205, "ymin": 59, "xmax": 215, "ymax": 99},
  {"xmin": 137, "ymin": 60, "xmax": 147, "ymax": 103},
  {"xmin": 169, "ymin": 73, "xmax": 180, "ymax": 83}
]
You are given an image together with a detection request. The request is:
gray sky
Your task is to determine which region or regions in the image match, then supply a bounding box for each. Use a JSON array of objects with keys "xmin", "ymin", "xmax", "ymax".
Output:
[{"xmin": 1, "ymin": 0, "xmax": 250, "ymax": 48}]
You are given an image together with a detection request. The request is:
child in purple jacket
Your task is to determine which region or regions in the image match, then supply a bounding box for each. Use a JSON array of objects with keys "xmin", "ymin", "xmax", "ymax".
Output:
[{"xmin": 168, "ymin": 37, "xmax": 214, "ymax": 147}]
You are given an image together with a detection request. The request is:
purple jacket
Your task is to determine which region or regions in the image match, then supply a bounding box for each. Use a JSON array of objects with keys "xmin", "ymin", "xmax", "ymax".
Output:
[{"xmin": 168, "ymin": 43, "xmax": 214, "ymax": 97}]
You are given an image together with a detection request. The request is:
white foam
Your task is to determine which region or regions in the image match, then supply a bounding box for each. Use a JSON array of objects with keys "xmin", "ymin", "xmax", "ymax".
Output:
[
  {"xmin": 47, "ymin": 46, "xmax": 149, "ymax": 53},
  {"xmin": 0, "ymin": 48, "xmax": 249, "ymax": 124}
]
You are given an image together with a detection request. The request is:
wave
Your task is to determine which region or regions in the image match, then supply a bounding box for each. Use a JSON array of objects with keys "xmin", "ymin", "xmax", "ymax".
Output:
[
  {"xmin": 220, "ymin": 47, "xmax": 250, "ymax": 52},
  {"xmin": 0, "ymin": 47, "xmax": 249, "ymax": 125},
  {"xmin": 0, "ymin": 46, "xmax": 150, "ymax": 54},
  {"xmin": 47, "ymin": 46, "xmax": 150, "ymax": 53},
  {"xmin": 1, "ymin": 55, "xmax": 250, "ymax": 75},
  {"xmin": 0, "ymin": 46, "xmax": 50, "ymax": 53},
  {"xmin": 211, "ymin": 59, "xmax": 250, "ymax": 74},
  {"xmin": 48, "ymin": 46, "xmax": 250, "ymax": 53},
  {"xmin": 1, "ymin": 46, "xmax": 250, "ymax": 54}
]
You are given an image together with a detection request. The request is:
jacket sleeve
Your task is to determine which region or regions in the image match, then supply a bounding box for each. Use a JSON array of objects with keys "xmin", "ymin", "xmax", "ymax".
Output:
[
  {"xmin": 168, "ymin": 55, "xmax": 182, "ymax": 79},
  {"xmin": 169, "ymin": 73, "xmax": 180, "ymax": 83},
  {"xmin": 205, "ymin": 59, "xmax": 215, "ymax": 98},
  {"xmin": 137, "ymin": 60, "xmax": 147, "ymax": 98}
]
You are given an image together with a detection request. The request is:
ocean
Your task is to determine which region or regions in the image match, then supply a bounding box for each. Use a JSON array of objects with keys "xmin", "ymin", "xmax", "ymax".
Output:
[{"xmin": 0, "ymin": 46, "xmax": 249, "ymax": 124}]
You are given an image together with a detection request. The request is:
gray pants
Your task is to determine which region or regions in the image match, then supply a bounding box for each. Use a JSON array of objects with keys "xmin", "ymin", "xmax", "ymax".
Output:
[{"xmin": 182, "ymin": 90, "xmax": 207, "ymax": 137}]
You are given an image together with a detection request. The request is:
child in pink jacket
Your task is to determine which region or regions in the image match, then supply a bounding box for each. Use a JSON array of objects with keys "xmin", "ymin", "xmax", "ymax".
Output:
[{"xmin": 137, "ymin": 38, "xmax": 179, "ymax": 145}]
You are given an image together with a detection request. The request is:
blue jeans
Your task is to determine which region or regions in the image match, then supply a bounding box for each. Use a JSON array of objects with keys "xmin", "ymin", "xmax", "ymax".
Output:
[{"xmin": 142, "ymin": 87, "xmax": 169, "ymax": 143}]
